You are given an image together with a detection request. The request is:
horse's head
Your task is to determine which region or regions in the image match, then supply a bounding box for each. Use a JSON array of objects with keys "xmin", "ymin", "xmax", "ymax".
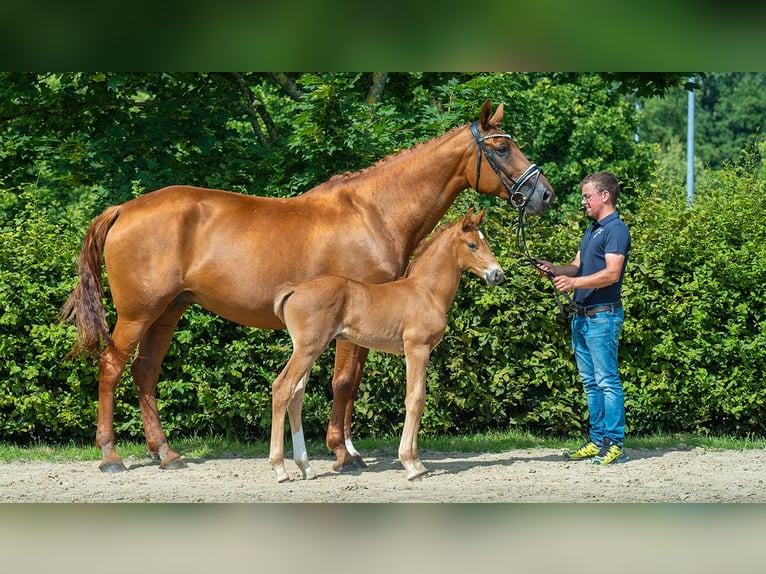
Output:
[
  {"xmin": 469, "ymin": 99, "xmax": 555, "ymax": 216},
  {"xmin": 457, "ymin": 207, "xmax": 504, "ymax": 286}
]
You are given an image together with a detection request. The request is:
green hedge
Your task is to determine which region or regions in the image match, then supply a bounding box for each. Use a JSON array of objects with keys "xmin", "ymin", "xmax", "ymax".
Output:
[{"xmin": 2, "ymin": 153, "xmax": 765, "ymax": 445}]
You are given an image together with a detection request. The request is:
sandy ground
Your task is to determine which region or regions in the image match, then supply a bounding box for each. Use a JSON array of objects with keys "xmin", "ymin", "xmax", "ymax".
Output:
[{"xmin": 2, "ymin": 445, "xmax": 764, "ymax": 502}]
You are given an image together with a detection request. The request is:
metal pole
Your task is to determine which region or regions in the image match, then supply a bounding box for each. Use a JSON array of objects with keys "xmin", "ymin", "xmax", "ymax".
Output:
[{"xmin": 686, "ymin": 76, "xmax": 695, "ymax": 206}]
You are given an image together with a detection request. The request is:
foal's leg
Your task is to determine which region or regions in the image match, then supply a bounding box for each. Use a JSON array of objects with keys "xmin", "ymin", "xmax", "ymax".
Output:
[
  {"xmin": 286, "ymin": 373, "xmax": 316, "ymax": 480},
  {"xmin": 131, "ymin": 302, "xmax": 189, "ymax": 470},
  {"xmin": 270, "ymin": 353, "xmax": 316, "ymax": 483},
  {"xmin": 398, "ymin": 346, "xmax": 430, "ymax": 480},
  {"xmin": 96, "ymin": 319, "xmax": 144, "ymax": 473},
  {"xmin": 327, "ymin": 341, "xmax": 368, "ymax": 471}
]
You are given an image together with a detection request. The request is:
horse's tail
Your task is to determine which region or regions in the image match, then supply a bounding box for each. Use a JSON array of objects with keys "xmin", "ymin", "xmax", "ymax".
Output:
[
  {"xmin": 60, "ymin": 205, "xmax": 122, "ymax": 357},
  {"xmin": 273, "ymin": 283, "xmax": 297, "ymax": 324}
]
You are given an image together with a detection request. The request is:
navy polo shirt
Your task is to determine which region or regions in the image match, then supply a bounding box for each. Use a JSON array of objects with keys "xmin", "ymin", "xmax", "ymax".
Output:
[{"xmin": 574, "ymin": 211, "xmax": 631, "ymax": 307}]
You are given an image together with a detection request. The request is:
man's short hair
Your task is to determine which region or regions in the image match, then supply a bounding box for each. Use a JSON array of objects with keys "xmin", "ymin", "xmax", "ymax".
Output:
[{"xmin": 581, "ymin": 171, "xmax": 620, "ymax": 203}]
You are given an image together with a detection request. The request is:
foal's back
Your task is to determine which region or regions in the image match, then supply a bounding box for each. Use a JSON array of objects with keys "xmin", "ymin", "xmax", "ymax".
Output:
[{"xmin": 278, "ymin": 274, "xmax": 445, "ymax": 357}]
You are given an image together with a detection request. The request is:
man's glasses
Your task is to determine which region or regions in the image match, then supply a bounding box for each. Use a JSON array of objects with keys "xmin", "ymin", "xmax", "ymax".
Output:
[{"xmin": 581, "ymin": 190, "xmax": 605, "ymax": 204}]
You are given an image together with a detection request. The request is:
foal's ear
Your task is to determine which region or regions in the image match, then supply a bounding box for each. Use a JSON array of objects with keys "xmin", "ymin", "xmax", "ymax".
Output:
[
  {"xmin": 479, "ymin": 99, "xmax": 504, "ymax": 130},
  {"xmin": 462, "ymin": 207, "xmax": 485, "ymax": 230}
]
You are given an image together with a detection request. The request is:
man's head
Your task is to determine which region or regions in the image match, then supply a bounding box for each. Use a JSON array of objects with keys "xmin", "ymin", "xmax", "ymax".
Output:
[{"xmin": 580, "ymin": 171, "xmax": 620, "ymax": 219}]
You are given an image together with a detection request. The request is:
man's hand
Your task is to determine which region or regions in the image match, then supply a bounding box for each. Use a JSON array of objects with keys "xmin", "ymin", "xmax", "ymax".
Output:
[
  {"xmin": 533, "ymin": 259, "xmax": 554, "ymax": 277},
  {"xmin": 552, "ymin": 275, "xmax": 577, "ymax": 292}
]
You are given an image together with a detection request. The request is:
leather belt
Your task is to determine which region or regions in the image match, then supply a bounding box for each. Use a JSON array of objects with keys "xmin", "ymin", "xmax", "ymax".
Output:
[{"xmin": 576, "ymin": 302, "xmax": 622, "ymax": 317}]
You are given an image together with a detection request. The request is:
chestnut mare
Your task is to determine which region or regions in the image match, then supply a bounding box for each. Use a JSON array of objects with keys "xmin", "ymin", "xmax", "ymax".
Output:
[
  {"xmin": 61, "ymin": 99, "xmax": 554, "ymax": 474},
  {"xmin": 270, "ymin": 208, "xmax": 502, "ymax": 481}
]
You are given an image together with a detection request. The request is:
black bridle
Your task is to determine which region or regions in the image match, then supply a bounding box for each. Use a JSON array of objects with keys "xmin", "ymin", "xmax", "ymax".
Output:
[
  {"xmin": 470, "ymin": 120, "xmax": 578, "ymax": 322},
  {"xmin": 470, "ymin": 120, "xmax": 542, "ymax": 210}
]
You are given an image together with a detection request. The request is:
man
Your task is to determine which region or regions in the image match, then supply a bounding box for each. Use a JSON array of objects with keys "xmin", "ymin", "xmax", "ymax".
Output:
[{"xmin": 536, "ymin": 171, "xmax": 631, "ymax": 465}]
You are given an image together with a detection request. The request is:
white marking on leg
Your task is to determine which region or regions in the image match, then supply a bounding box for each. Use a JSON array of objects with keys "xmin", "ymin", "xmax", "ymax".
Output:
[
  {"xmin": 292, "ymin": 427, "xmax": 316, "ymax": 479},
  {"xmin": 345, "ymin": 436, "xmax": 361, "ymax": 459}
]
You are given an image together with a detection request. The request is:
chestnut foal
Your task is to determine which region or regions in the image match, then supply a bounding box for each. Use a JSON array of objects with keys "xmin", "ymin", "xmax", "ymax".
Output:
[{"xmin": 269, "ymin": 208, "xmax": 503, "ymax": 481}]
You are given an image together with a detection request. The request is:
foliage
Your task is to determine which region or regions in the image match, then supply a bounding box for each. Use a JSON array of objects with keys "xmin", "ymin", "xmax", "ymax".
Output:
[
  {"xmin": 620, "ymin": 148, "xmax": 766, "ymax": 436},
  {"xmin": 2, "ymin": 72, "xmax": 764, "ymax": 446}
]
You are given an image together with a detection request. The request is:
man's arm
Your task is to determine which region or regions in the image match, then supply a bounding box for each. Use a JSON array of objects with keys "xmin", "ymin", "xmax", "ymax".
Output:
[
  {"xmin": 552, "ymin": 252, "xmax": 625, "ymax": 293},
  {"xmin": 536, "ymin": 252, "xmax": 581, "ymax": 278}
]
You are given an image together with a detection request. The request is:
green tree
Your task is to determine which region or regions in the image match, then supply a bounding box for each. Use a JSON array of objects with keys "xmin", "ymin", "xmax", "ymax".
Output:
[{"xmin": 639, "ymin": 72, "xmax": 766, "ymax": 170}]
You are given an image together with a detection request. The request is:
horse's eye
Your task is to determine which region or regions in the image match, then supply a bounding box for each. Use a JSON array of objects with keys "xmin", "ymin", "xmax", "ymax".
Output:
[
  {"xmin": 495, "ymin": 144, "xmax": 509, "ymax": 157},
  {"xmin": 468, "ymin": 242, "xmax": 478, "ymax": 251}
]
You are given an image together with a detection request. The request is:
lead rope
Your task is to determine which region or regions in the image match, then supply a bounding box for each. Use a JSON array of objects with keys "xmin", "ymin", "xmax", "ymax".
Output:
[{"xmin": 513, "ymin": 206, "xmax": 580, "ymax": 323}]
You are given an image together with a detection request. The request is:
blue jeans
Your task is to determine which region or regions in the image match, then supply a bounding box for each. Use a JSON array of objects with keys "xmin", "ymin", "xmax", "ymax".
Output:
[{"xmin": 571, "ymin": 307, "xmax": 625, "ymax": 447}]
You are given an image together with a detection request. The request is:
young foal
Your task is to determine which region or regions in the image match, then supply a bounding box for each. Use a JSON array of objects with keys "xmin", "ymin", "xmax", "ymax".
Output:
[{"xmin": 269, "ymin": 208, "xmax": 503, "ymax": 481}]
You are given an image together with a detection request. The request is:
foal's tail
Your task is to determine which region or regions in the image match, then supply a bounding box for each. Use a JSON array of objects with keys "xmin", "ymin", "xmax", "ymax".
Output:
[
  {"xmin": 60, "ymin": 206, "xmax": 122, "ymax": 357},
  {"xmin": 273, "ymin": 284, "xmax": 297, "ymax": 324}
]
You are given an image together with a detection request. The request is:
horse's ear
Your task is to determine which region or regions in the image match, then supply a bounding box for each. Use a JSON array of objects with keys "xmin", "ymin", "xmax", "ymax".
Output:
[
  {"xmin": 489, "ymin": 103, "xmax": 504, "ymax": 128},
  {"xmin": 480, "ymin": 100, "xmax": 503, "ymax": 130},
  {"xmin": 479, "ymin": 100, "xmax": 492, "ymax": 130},
  {"xmin": 475, "ymin": 207, "xmax": 486, "ymax": 225}
]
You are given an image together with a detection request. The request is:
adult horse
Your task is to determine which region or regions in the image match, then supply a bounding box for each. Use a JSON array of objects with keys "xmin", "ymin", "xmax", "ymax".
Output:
[
  {"xmin": 270, "ymin": 208, "xmax": 503, "ymax": 481},
  {"xmin": 61, "ymin": 99, "xmax": 555, "ymax": 473}
]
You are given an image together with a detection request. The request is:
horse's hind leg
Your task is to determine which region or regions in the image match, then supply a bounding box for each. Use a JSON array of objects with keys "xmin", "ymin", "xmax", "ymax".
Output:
[
  {"xmin": 96, "ymin": 319, "xmax": 144, "ymax": 473},
  {"xmin": 130, "ymin": 302, "xmax": 189, "ymax": 470},
  {"xmin": 343, "ymin": 346, "xmax": 369, "ymax": 460},
  {"xmin": 327, "ymin": 342, "xmax": 369, "ymax": 472}
]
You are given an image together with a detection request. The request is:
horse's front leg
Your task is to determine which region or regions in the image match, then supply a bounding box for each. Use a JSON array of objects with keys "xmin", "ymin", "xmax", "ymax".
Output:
[
  {"xmin": 327, "ymin": 342, "xmax": 368, "ymax": 472},
  {"xmin": 398, "ymin": 346, "xmax": 430, "ymax": 480},
  {"xmin": 287, "ymin": 373, "xmax": 316, "ymax": 480}
]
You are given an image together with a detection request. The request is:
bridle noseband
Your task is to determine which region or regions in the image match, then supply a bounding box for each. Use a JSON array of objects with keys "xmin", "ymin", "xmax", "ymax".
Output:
[{"xmin": 470, "ymin": 120, "xmax": 542, "ymax": 210}]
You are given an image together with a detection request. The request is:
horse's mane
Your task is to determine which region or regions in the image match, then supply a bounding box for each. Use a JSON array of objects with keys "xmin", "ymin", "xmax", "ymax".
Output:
[{"xmin": 308, "ymin": 124, "xmax": 468, "ymax": 193}]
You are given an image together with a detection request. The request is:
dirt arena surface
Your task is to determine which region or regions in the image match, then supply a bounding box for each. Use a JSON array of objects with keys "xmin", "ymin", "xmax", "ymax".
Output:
[{"xmin": 2, "ymin": 445, "xmax": 764, "ymax": 502}]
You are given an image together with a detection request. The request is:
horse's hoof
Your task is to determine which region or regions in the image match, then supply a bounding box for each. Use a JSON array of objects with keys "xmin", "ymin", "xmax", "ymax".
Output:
[
  {"xmin": 159, "ymin": 457, "xmax": 187, "ymax": 470},
  {"xmin": 302, "ymin": 466, "xmax": 317, "ymax": 480},
  {"xmin": 336, "ymin": 458, "xmax": 366, "ymax": 473},
  {"xmin": 99, "ymin": 460, "xmax": 127, "ymax": 473}
]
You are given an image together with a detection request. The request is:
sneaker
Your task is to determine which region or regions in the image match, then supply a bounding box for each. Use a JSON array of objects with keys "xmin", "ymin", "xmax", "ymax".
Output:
[
  {"xmin": 564, "ymin": 441, "xmax": 601, "ymax": 461},
  {"xmin": 592, "ymin": 438, "xmax": 627, "ymax": 465}
]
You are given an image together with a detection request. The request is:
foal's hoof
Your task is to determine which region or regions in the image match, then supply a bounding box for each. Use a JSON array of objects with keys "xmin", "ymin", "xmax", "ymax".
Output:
[
  {"xmin": 159, "ymin": 457, "xmax": 187, "ymax": 470},
  {"xmin": 99, "ymin": 460, "xmax": 127, "ymax": 473}
]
